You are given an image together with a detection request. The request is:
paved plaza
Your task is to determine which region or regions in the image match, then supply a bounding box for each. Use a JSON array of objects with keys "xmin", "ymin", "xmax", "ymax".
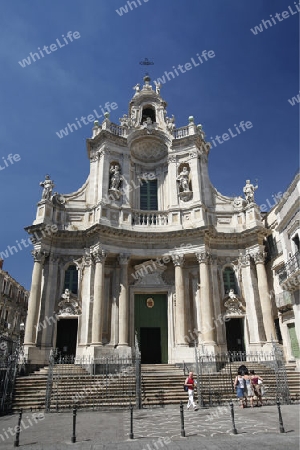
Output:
[{"xmin": 0, "ymin": 403, "xmax": 299, "ymax": 450}]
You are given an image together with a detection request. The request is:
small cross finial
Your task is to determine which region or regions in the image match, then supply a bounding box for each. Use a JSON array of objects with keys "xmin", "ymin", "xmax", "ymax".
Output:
[{"xmin": 139, "ymin": 58, "xmax": 154, "ymax": 66}]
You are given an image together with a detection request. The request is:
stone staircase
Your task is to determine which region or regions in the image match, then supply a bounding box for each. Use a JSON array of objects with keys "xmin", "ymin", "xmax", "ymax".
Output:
[
  {"xmin": 140, "ymin": 362, "xmax": 300, "ymax": 406},
  {"xmin": 12, "ymin": 362, "xmax": 300, "ymax": 412},
  {"xmin": 12, "ymin": 364, "xmax": 136, "ymax": 412}
]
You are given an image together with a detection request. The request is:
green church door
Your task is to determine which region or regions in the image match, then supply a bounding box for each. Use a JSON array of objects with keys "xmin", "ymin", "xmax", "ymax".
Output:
[{"xmin": 135, "ymin": 294, "xmax": 168, "ymax": 364}]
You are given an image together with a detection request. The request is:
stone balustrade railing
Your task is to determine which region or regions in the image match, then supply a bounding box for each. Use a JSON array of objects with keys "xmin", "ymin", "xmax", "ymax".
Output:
[
  {"xmin": 173, "ymin": 126, "xmax": 189, "ymax": 139},
  {"xmin": 132, "ymin": 210, "xmax": 169, "ymax": 226},
  {"xmin": 93, "ymin": 121, "xmax": 200, "ymax": 140},
  {"xmin": 109, "ymin": 123, "xmax": 128, "ymax": 137}
]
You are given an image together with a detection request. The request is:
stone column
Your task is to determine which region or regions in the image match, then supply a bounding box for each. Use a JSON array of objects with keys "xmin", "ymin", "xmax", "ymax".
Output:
[
  {"xmin": 80, "ymin": 252, "xmax": 92, "ymax": 345},
  {"xmin": 253, "ymin": 251, "xmax": 277, "ymax": 342},
  {"xmin": 91, "ymin": 249, "xmax": 106, "ymax": 346},
  {"xmin": 240, "ymin": 254, "xmax": 263, "ymax": 344},
  {"xmin": 118, "ymin": 254, "xmax": 130, "ymax": 346},
  {"xmin": 196, "ymin": 252, "xmax": 215, "ymax": 344},
  {"xmin": 110, "ymin": 264, "xmax": 120, "ymax": 346},
  {"xmin": 39, "ymin": 253, "xmax": 59, "ymax": 349},
  {"xmin": 172, "ymin": 254, "xmax": 186, "ymax": 345},
  {"xmin": 24, "ymin": 250, "xmax": 47, "ymax": 346}
]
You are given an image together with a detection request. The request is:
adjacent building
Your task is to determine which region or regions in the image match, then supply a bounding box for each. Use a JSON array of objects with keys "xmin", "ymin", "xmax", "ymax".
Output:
[
  {"xmin": 0, "ymin": 259, "xmax": 28, "ymax": 347},
  {"xmin": 266, "ymin": 173, "xmax": 300, "ymax": 369}
]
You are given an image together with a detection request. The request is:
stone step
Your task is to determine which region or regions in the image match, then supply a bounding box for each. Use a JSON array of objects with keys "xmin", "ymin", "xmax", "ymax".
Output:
[{"xmin": 11, "ymin": 362, "xmax": 300, "ymax": 411}]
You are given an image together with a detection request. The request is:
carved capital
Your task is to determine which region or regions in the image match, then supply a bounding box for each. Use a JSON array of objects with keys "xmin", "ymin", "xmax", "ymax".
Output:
[
  {"xmin": 118, "ymin": 253, "xmax": 130, "ymax": 266},
  {"xmin": 172, "ymin": 254, "xmax": 185, "ymax": 267},
  {"xmin": 92, "ymin": 249, "xmax": 107, "ymax": 264},
  {"xmin": 32, "ymin": 250, "xmax": 48, "ymax": 264},
  {"xmin": 253, "ymin": 251, "xmax": 267, "ymax": 264},
  {"xmin": 49, "ymin": 253, "xmax": 60, "ymax": 264},
  {"xmin": 239, "ymin": 254, "xmax": 251, "ymax": 267},
  {"xmin": 83, "ymin": 254, "xmax": 92, "ymax": 267},
  {"xmin": 195, "ymin": 251, "xmax": 211, "ymax": 264}
]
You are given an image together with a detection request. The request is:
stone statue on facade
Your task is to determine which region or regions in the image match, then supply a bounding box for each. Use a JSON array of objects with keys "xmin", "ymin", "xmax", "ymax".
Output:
[
  {"xmin": 177, "ymin": 167, "xmax": 190, "ymax": 192},
  {"xmin": 109, "ymin": 164, "xmax": 121, "ymax": 190},
  {"xmin": 166, "ymin": 115, "xmax": 175, "ymax": 133},
  {"xmin": 155, "ymin": 82, "xmax": 161, "ymax": 95},
  {"xmin": 40, "ymin": 175, "xmax": 54, "ymax": 200},
  {"xmin": 243, "ymin": 179, "xmax": 258, "ymax": 204},
  {"xmin": 224, "ymin": 289, "xmax": 245, "ymax": 315},
  {"xmin": 119, "ymin": 114, "xmax": 129, "ymax": 127},
  {"xmin": 133, "ymin": 83, "xmax": 140, "ymax": 94},
  {"xmin": 58, "ymin": 288, "xmax": 81, "ymax": 316}
]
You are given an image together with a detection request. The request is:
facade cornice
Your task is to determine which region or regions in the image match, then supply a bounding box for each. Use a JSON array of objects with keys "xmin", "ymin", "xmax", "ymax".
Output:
[
  {"xmin": 86, "ymin": 130, "xmax": 128, "ymax": 157},
  {"xmin": 24, "ymin": 223, "xmax": 270, "ymax": 250}
]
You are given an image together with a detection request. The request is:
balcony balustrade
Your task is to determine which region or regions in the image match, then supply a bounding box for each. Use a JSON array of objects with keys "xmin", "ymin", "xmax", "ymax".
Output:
[
  {"xmin": 277, "ymin": 251, "xmax": 300, "ymax": 283},
  {"xmin": 132, "ymin": 211, "xmax": 168, "ymax": 226},
  {"xmin": 275, "ymin": 291, "xmax": 294, "ymax": 311}
]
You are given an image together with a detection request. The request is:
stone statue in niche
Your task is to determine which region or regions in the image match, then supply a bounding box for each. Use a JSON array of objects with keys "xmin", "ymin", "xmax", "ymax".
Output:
[
  {"xmin": 109, "ymin": 164, "xmax": 121, "ymax": 190},
  {"xmin": 243, "ymin": 179, "xmax": 258, "ymax": 204},
  {"xmin": 40, "ymin": 174, "xmax": 54, "ymax": 200},
  {"xmin": 177, "ymin": 166, "xmax": 190, "ymax": 192},
  {"xmin": 143, "ymin": 117, "xmax": 155, "ymax": 134},
  {"xmin": 177, "ymin": 166, "xmax": 192, "ymax": 202}
]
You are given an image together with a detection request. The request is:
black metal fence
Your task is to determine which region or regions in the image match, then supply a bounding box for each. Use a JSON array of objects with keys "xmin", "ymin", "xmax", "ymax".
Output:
[
  {"xmin": 45, "ymin": 352, "xmax": 141, "ymax": 412},
  {"xmin": 186, "ymin": 347, "xmax": 291, "ymax": 407},
  {"xmin": 0, "ymin": 335, "xmax": 25, "ymax": 415}
]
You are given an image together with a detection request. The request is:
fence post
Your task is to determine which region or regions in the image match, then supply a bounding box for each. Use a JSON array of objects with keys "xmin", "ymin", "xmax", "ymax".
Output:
[
  {"xmin": 180, "ymin": 401, "xmax": 185, "ymax": 437},
  {"xmin": 229, "ymin": 401, "xmax": 237, "ymax": 434},
  {"xmin": 276, "ymin": 399, "xmax": 285, "ymax": 433},
  {"xmin": 13, "ymin": 409, "xmax": 23, "ymax": 447},
  {"xmin": 194, "ymin": 340, "xmax": 202, "ymax": 407},
  {"xmin": 45, "ymin": 349, "xmax": 54, "ymax": 412},
  {"xmin": 71, "ymin": 406, "xmax": 77, "ymax": 443},
  {"xmin": 129, "ymin": 403, "xmax": 134, "ymax": 439},
  {"xmin": 134, "ymin": 331, "xmax": 142, "ymax": 409},
  {"xmin": 135, "ymin": 355, "xmax": 142, "ymax": 409}
]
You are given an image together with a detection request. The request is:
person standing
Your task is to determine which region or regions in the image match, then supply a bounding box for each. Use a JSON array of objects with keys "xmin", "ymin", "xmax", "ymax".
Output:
[
  {"xmin": 250, "ymin": 370, "xmax": 263, "ymax": 406},
  {"xmin": 234, "ymin": 369, "xmax": 247, "ymax": 408},
  {"xmin": 184, "ymin": 372, "xmax": 198, "ymax": 411},
  {"xmin": 243, "ymin": 370, "xmax": 254, "ymax": 407}
]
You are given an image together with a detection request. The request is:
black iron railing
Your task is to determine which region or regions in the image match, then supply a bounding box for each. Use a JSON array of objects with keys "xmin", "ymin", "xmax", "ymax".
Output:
[{"xmin": 278, "ymin": 251, "xmax": 300, "ymax": 282}]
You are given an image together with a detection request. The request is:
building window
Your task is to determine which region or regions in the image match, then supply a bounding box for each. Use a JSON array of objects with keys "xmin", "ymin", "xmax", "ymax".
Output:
[
  {"xmin": 292, "ymin": 234, "xmax": 300, "ymax": 253},
  {"xmin": 140, "ymin": 180, "xmax": 158, "ymax": 211},
  {"xmin": 223, "ymin": 267, "xmax": 237, "ymax": 294},
  {"xmin": 64, "ymin": 265, "xmax": 78, "ymax": 294}
]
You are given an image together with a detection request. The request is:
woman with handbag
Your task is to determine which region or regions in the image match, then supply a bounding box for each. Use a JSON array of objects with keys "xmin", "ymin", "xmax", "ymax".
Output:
[
  {"xmin": 184, "ymin": 372, "xmax": 198, "ymax": 411},
  {"xmin": 250, "ymin": 370, "xmax": 263, "ymax": 406}
]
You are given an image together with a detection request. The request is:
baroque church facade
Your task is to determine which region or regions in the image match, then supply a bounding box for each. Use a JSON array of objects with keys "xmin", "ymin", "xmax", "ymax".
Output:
[{"xmin": 23, "ymin": 75, "xmax": 280, "ymax": 366}]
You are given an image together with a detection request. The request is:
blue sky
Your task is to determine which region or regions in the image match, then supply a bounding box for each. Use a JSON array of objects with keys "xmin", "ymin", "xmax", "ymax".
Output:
[{"xmin": 0, "ymin": 0, "xmax": 299, "ymax": 289}]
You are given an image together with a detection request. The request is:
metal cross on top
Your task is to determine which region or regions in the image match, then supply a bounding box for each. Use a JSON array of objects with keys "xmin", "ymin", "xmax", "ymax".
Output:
[{"xmin": 139, "ymin": 58, "xmax": 154, "ymax": 66}]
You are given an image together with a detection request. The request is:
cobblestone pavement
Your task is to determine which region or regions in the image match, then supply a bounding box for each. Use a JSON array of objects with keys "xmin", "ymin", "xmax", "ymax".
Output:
[{"xmin": 0, "ymin": 403, "xmax": 298, "ymax": 450}]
